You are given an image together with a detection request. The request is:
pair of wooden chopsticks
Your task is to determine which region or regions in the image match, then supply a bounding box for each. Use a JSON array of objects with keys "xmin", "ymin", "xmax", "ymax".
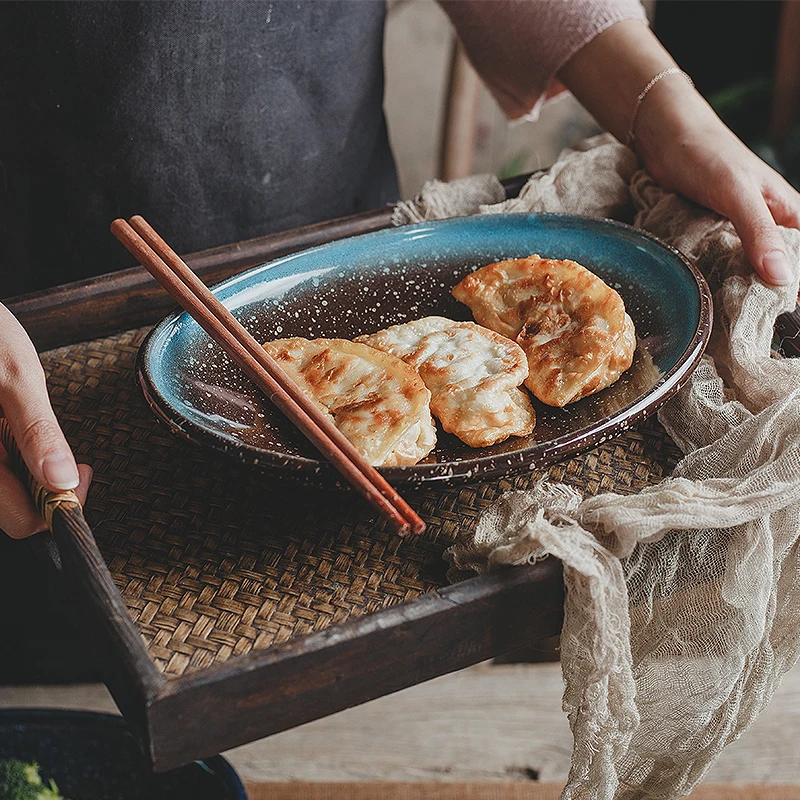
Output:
[{"xmin": 111, "ymin": 216, "xmax": 425, "ymax": 536}]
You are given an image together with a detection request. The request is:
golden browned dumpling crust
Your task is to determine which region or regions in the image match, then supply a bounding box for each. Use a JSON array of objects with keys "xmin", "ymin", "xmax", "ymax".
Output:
[
  {"xmin": 263, "ymin": 337, "xmax": 436, "ymax": 466},
  {"xmin": 452, "ymin": 255, "xmax": 636, "ymax": 407},
  {"xmin": 357, "ymin": 316, "xmax": 535, "ymax": 448}
]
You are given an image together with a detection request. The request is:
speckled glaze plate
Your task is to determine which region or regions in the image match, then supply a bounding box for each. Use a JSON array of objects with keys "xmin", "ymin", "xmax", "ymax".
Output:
[{"xmin": 138, "ymin": 213, "xmax": 711, "ymax": 484}]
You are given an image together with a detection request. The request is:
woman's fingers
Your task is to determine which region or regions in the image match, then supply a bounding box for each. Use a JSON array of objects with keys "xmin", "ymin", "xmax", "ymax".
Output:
[
  {"xmin": 0, "ymin": 456, "xmax": 92, "ymax": 540},
  {"xmin": 74, "ymin": 464, "xmax": 93, "ymax": 504},
  {"xmin": 0, "ymin": 304, "xmax": 80, "ymax": 491},
  {"xmin": 721, "ymin": 181, "xmax": 796, "ymax": 287},
  {"xmin": 765, "ymin": 183, "xmax": 800, "ymax": 232},
  {"xmin": 621, "ymin": 59, "xmax": 800, "ymax": 288}
]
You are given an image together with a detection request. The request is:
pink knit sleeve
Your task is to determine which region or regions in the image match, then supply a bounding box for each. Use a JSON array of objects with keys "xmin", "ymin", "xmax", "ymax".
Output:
[{"xmin": 440, "ymin": 0, "xmax": 648, "ymax": 120}]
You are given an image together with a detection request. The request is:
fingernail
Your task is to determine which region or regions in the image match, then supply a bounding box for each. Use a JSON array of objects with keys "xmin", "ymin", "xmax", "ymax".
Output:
[
  {"xmin": 42, "ymin": 455, "xmax": 80, "ymax": 490},
  {"xmin": 762, "ymin": 250, "xmax": 794, "ymax": 286}
]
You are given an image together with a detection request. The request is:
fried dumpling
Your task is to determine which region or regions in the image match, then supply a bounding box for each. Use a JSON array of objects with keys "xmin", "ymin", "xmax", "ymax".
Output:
[
  {"xmin": 262, "ymin": 337, "xmax": 436, "ymax": 466},
  {"xmin": 356, "ymin": 316, "xmax": 536, "ymax": 448},
  {"xmin": 452, "ymin": 255, "xmax": 636, "ymax": 407}
]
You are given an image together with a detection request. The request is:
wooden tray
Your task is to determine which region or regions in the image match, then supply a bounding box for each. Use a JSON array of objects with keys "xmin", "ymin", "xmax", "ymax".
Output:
[{"xmin": 6, "ymin": 182, "xmax": 797, "ymax": 772}]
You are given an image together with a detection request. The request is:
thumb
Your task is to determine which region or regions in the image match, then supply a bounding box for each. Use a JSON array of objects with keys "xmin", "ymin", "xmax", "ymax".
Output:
[
  {"xmin": 0, "ymin": 304, "xmax": 79, "ymax": 492},
  {"xmin": 2, "ymin": 401, "xmax": 80, "ymax": 493}
]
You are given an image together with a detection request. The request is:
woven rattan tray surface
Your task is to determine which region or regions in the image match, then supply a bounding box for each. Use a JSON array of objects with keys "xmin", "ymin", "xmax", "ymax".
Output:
[{"xmin": 41, "ymin": 325, "xmax": 683, "ymax": 681}]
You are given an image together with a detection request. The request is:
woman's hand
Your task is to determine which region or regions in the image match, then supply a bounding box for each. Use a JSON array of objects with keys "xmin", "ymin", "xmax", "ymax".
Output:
[
  {"xmin": 632, "ymin": 77, "xmax": 800, "ymax": 286},
  {"xmin": 559, "ymin": 20, "xmax": 800, "ymax": 287},
  {"xmin": 0, "ymin": 303, "xmax": 92, "ymax": 539}
]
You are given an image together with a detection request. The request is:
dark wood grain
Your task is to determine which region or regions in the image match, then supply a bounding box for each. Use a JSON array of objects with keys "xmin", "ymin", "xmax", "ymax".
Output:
[
  {"xmin": 147, "ymin": 558, "xmax": 564, "ymax": 771},
  {"xmin": 49, "ymin": 506, "xmax": 164, "ymax": 746}
]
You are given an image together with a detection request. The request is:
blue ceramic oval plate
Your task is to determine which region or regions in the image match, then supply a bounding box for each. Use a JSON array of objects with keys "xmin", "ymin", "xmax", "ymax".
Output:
[{"xmin": 138, "ymin": 213, "xmax": 711, "ymax": 484}]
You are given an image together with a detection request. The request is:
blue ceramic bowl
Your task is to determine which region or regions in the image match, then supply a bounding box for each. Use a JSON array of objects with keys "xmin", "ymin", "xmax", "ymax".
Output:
[
  {"xmin": 138, "ymin": 213, "xmax": 712, "ymax": 484},
  {"xmin": 0, "ymin": 710, "xmax": 246, "ymax": 800}
]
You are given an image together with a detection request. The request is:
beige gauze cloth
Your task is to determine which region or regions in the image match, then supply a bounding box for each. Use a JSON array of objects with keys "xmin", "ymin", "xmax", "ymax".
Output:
[{"xmin": 393, "ymin": 135, "xmax": 800, "ymax": 800}]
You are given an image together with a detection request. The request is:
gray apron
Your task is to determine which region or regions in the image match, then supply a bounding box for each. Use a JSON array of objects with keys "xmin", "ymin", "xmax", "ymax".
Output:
[{"xmin": 0, "ymin": 0, "xmax": 398, "ymax": 296}]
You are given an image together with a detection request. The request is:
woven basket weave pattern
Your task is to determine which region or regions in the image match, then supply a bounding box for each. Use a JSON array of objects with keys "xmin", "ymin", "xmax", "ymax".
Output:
[{"xmin": 40, "ymin": 328, "xmax": 681, "ymax": 679}]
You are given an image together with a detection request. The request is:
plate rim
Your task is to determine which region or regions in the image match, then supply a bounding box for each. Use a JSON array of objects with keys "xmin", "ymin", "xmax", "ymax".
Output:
[{"xmin": 136, "ymin": 212, "xmax": 713, "ymax": 484}]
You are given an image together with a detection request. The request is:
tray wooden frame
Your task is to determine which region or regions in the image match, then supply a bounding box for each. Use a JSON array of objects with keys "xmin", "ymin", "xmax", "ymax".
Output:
[{"xmin": 7, "ymin": 175, "xmax": 798, "ymax": 772}]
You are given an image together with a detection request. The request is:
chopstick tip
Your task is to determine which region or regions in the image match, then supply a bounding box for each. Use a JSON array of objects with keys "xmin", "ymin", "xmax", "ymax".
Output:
[{"xmin": 392, "ymin": 516, "xmax": 425, "ymax": 537}]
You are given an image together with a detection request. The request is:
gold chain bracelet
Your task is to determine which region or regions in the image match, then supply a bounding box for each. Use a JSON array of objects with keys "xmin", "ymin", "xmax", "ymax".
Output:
[{"xmin": 626, "ymin": 67, "xmax": 695, "ymax": 148}]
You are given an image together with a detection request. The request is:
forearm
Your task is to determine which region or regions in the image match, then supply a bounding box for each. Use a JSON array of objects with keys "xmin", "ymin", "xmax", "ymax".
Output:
[
  {"xmin": 557, "ymin": 20, "xmax": 726, "ymax": 184},
  {"xmin": 557, "ymin": 20, "xmax": 678, "ymax": 143}
]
